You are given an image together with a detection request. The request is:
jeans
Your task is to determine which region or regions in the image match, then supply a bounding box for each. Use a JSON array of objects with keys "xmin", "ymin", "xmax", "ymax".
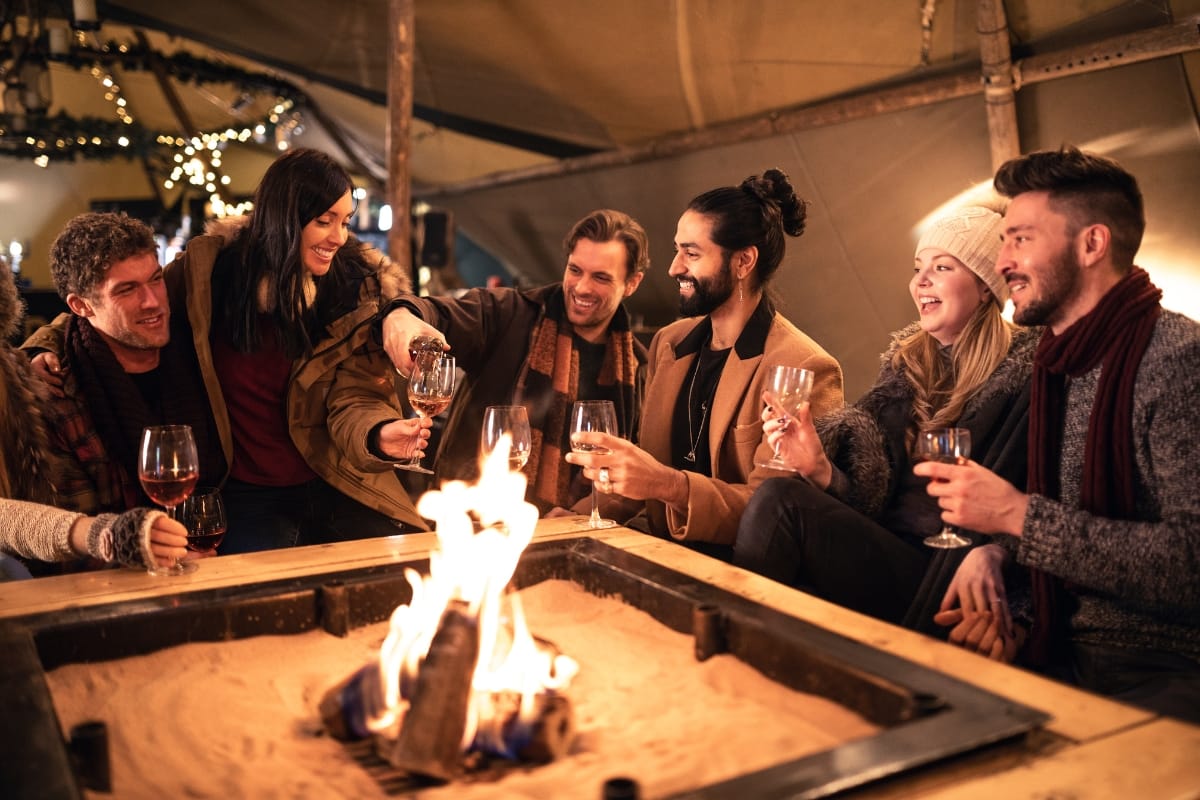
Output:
[
  {"xmin": 220, "ymin": 477, "xmax": 408, "ymax": 555},
  {"xmin": 733, "ymin": 477, "xmax": 931, "ymax": 624}
]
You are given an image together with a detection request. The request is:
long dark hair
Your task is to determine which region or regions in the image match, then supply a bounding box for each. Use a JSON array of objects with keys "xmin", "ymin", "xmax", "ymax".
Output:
[
  {"xmin": 221, "ymin": 148, "xmax": 366, "ymax": 358},
  {"xmin": 686, "ymin": 168, "xmax": 807, "ymax": 290}
]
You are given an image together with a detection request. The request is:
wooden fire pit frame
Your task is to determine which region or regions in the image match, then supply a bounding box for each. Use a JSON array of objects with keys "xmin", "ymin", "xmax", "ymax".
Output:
[{"xmin": 2, "ymin": 536, "xmax": 1048, "ymax": 799}]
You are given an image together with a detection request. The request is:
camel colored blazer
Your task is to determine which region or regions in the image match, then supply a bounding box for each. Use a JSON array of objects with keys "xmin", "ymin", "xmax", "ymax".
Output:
[{"xmin": 637, "ymin": 300, "xmax": 843, "ymax": 544}]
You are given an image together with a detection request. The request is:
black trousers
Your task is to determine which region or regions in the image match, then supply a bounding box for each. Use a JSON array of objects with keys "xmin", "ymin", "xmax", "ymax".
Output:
[
  {"xmin": 1069, "ymin": 642, "xmax": 1200, "ymax": 724},
  {"xmin": 733, "ymin": 477, "xmax": 932, "ymax": 624}
]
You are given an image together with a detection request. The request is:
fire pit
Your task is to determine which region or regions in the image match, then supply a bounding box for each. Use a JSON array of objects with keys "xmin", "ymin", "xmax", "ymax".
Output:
[{"xmin": 3, "ymin": 536, "xmax": 1047, "ymax": 799}]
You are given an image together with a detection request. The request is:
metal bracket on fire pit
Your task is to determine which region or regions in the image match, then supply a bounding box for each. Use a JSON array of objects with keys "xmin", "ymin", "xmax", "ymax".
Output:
[{"xmin": 1, "ymin": 537, "xmax": 1048, "ymax": 799}]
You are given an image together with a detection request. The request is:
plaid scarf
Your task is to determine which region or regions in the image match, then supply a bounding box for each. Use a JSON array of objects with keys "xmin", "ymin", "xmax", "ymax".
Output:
[
  {"xmin": 514, "ymin": 287, "xmax": 639, "ymax": 510},
  {"xmin": 1024, "ymin": 266, "xmax": 1162, "ymax": 666},
  {"xmin": 65, "ymin": 316, "xmax": 222, "ymax": 508}
]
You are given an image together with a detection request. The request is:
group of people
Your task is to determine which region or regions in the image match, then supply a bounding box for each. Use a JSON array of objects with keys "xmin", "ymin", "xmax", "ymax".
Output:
[{"xmin": 0, "ymin": 143, "xmax": 1195, "ymax": 722}]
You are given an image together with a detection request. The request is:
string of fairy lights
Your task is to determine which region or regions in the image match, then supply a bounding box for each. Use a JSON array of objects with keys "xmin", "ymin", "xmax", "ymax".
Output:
[{"xmin": 0, "ymin": 33, "xmax": 310, "ymax": 214}]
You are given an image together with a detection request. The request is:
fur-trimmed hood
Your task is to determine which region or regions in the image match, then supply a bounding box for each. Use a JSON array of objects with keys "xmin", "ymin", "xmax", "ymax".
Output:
[
  {"xmin": 201, "ymin": 214, "xmax": 411, "ymax": 301},
  {"xmin": 0, "ymin": 265, "xmax": 25, "ymax": 342},
  {"xmin": 816, "ymin": 322, "xmax": 1039, "ymax": 519},
  {"xmin": 861, "ymin": 322, "xmax": 1040, "ymax": 418},
  {"xmin": 0, "ymin": 268, "xmax": 59, "ymax": 503}
]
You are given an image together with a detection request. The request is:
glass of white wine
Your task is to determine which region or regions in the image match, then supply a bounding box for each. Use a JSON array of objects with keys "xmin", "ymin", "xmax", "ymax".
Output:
[
  {"xmin": 754, "ymin": 365, "xmax": 815, "ymax": 472},
  {"xmin": 569, "ymin": 400, "xmax": 618, "ymax": 529},
  {"xmin": 481, "ymin": 405, "xmax": 532, "ymax": 471},
  {"xmin": 398, "ymin": 354, "xmax": 456, "ymax": 474},
  {"xmin": 915, "ymin": 427, "xmax": 972, "ymax": 548}
]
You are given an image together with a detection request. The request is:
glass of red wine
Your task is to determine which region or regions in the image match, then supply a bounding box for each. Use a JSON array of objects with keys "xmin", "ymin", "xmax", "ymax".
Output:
[
  {"xmin": 138, "ymin": 424, "xmax": 200, "ymax": 575},
  {"xmin": 177, "ymin": 488, "xmax": 226, "ymax": 556},
  {"xmin": 915, "ymin": 427, "xmax": 972, "ymax": 548},
  {"xmin": 397, "ymin": 354, "xmax": 456, "ymax": 474}
]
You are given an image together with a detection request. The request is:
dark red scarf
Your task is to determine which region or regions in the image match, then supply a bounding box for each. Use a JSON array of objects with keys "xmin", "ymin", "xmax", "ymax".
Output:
[{"xmin": 1025, "ymin": 266, "xmax": 1162, "ymax": 665}]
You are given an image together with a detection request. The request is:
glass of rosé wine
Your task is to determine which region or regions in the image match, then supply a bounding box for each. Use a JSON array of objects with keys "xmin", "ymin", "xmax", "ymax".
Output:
[
  {"xmin": 138, "ymin": 424, "xmax": 200, "ymax": 575},
  {"xmin": 398, "ymin": 354, "xmax": 456, "ymax": 474}
]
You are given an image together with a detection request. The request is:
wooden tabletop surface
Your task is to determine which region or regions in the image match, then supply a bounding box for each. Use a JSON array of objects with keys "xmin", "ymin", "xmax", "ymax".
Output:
[{"xmin": 3, "ymin": 518, "xmax": 1197, "ymax": 797}]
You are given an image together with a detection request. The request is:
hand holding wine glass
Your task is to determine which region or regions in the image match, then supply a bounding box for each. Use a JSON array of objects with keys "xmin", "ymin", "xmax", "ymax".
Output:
[
  {"xmin": 177, "ymin": 488, "xmax": 227, "ymax": 555},
  {"xmin": 398, "ymin": 354, "xmax": 456, "ymax": 474},
  {"xmin": 570, "ymin": 400, "xmax": 618, "ymax": 529},
  {"xmin": 755, "ymin": 365, "xmax": 815, "ymax": 471},
  {"xmin": 139, "ymin": 424, "xmax": 200, "ymax": 575},
  {"xmin": 481, "ymin": 405, "xmax": 532, "ymax": 471},
  {"xmin": 916, "ymin": 427, "xmax": 972, "ymax": 548}
]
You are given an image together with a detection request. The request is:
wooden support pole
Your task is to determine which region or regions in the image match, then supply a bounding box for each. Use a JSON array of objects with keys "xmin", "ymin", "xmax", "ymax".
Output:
[
  {"xmin": 385, "ymin": 0, "xmax": 415, "ymax": 271},
  {"xmin": 978, "ymin": 0, "xmax": 1020, "ymax": 172},
  {"xmin": 418, "ymin": 19, "xmax": 1200, "ymax": 200}
]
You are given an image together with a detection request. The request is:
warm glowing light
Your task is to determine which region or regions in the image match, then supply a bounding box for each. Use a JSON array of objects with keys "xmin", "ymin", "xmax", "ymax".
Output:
[{"xmin": 366, "ymin": 436, "xmax": 577, "ymax": 752}]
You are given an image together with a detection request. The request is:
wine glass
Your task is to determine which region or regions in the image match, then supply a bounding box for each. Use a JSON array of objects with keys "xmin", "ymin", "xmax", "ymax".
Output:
[
  {"xmin": 398, "ymin": 354, "xmax": 456, "ymax": 474},
  {"xmin": 754, "ymin": 365, "xmax": 815, "ymax": 471},
  {"xmin": 916, "ymin": 427, "xmax": 972, "ymax": 548},
  {"xmin": 138, "ymin": 424, "xmax": 200, "ymax": 575},
  {"xmin": 570, "ymin": 400, "xmax": 619, "ymax": 529},
  {"xmin": 481, "ymin": 405, "xmax": 532, "ymax": 471},
  {"xmin": 177, "ymin": 488, "xmax": 227, "ymax": 555}
]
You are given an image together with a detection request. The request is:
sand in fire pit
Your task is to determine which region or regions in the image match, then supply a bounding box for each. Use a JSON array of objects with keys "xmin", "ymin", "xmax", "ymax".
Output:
[{"xmin": 47, "ymin": 579, "xmax": 879, "ymax": 799}]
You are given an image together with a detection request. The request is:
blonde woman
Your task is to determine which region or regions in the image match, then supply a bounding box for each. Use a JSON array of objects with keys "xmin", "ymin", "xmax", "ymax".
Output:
[{"xmin": 734, "ymin": 203, "xmax": 1037, "ymax": 660}]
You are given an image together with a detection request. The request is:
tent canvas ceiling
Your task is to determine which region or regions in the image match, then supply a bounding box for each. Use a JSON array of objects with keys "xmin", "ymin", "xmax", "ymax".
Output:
[{"xmin": 2, "ymin": 0, "xmax": 1198, "ymax": 397}]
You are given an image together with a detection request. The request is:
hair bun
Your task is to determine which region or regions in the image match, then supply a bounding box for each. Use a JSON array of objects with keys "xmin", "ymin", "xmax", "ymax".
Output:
[{"xmin": 741, "ymin": 168, "xmax": 807, "ymax": 237}]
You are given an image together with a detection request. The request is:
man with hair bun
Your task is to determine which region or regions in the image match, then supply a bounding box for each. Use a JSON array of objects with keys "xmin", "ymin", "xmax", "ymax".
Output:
[
  {"xmin": 916, "ymin": 145, "xmax": 1200, "ymax": 721},
  {"xmin": 568, "ymin": 169, "xmax": 843, "ymax": 546}
]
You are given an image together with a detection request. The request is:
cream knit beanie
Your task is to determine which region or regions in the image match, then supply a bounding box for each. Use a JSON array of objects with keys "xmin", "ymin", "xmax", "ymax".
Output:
[{"xmin": 915, "ymin": 204, "xmax": 1008, "ymax": 304}]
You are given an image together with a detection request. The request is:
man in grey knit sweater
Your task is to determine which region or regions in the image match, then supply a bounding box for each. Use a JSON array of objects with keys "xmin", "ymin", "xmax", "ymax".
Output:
[{"xmin": 916, "ymin": 146, "xmax": 1199, "ymax": 722}]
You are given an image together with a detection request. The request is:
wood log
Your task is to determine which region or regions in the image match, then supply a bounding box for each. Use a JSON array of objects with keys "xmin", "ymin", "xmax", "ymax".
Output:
[
  {"xmin": 319, "ymin": 663, "xmax": 382, "ymax": 741},
  {"xmin": 383, "ymin": 600, "xmax": 479, "ymax": 781},
  {"xmin": 470, "ymin": 690, "xmax": 576, "ymax": 763}
]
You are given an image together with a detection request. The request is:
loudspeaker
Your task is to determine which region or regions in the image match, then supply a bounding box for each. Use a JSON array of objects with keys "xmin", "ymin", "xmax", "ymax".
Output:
[{"xmin": 419, "ymin": 210, "xmax": 453, "ymax": 268}]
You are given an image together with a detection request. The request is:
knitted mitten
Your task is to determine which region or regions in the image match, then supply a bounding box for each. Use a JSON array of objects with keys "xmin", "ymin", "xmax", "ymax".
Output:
[{"xmin": 86, "ymin": 508, "xmax": 164, "ymax": 569}]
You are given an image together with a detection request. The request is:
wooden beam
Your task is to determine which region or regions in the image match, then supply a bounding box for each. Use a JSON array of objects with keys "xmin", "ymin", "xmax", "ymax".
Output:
[
  {"xmin": 418, "ymin": 19, "xmax": 1200, "ymax": 200},
  {"xmin": 978, "ymin": 0, "xmax": 1020, "ymax": 172},
  {"xmin": 1015, "ymin": 17, "xmax": 1200, "ymax": 88},
  {"xmin": 134, "ymin": 29, "xmax": 228, "ymax": 202},
  {"xmin": 386, "ymin": 0, "xmax": 414, "ymax": 272}
]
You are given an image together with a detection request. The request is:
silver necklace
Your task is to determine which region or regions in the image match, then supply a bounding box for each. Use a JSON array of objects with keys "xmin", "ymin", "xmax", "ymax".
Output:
[{"xmin": 684, "ymin": 355, "xmax": 709, "ymax": 463}]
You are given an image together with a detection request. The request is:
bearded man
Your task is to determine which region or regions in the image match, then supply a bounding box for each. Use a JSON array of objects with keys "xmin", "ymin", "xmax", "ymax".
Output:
[
  {"xmin": 914, "ymin": 146, "xmax": 1200, "ymax": 722},
  {"xmin": 567, "ymin": 169, "xmax": 842, "ymax": 548},
  {"xmin": 380, "ymin": 209, "xmax": 649, "ymax": 513}
]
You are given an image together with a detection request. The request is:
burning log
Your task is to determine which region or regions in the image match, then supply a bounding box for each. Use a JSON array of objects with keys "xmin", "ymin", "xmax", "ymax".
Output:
[
  {"xmin": 472, "ymin": 690, "xmax": 575, "ymax": 764},
  {"xmin": 318, "ymin": 439, "xmax": 581, "ymax": 782},
  {"xmin": 318, "ymin": 661, "xmax": 391, "ymax": 741},
  {"xmin": 382, "ymin": 600, "xmax": 479, "ymax": 781}
]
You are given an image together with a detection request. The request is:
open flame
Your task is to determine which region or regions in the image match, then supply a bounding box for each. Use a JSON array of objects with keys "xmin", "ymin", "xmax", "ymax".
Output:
[{"xmin": 366, "ymin": 435, "xmax": 578, "ymax": 757}]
